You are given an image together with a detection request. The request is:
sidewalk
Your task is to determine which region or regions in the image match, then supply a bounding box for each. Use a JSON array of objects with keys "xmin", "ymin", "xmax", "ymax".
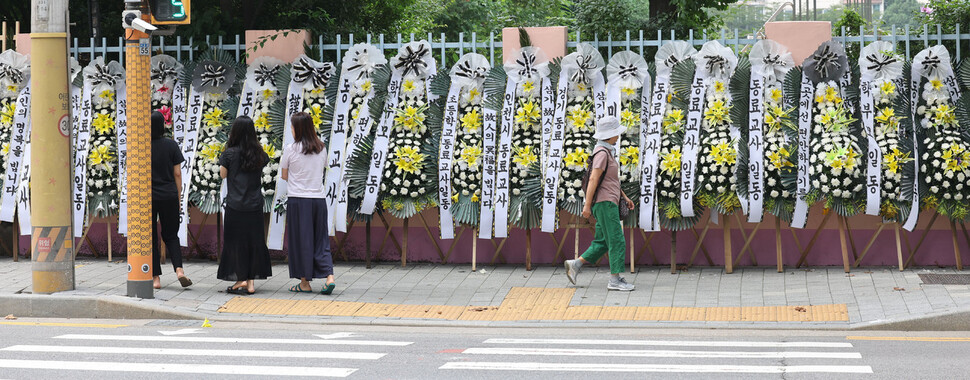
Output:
[{"xmin": 2, "ymin": 258, "xmax": 970, "ymax": 329}]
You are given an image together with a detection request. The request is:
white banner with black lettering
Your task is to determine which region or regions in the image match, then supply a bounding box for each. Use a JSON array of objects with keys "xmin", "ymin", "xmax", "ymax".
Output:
[
  {"xmin": 322, "ymin": 77, "xmax": 350, "ymax": 237},
  {"xmin": 115, "ymin": 84, "xmax": 129, "ymax": 234},
  {"xmin": 494, "ymin": 78, "xmax": 516, "ymax": 238},
  {"xmin": 438, "ymin": 85, "xmax": 462, "ymax": 239},
  {"xmin": 72, "ymin": 83, "xmax": 93, "ymax": 238},
  {"xmin": 747, "ymin": 72, "xmax": 765, "ymax": 222},
  {"xmin": 338, "ymin": 89, "xmax": 376, "ymax": 229},
  {"xmin": 177, "ymin": 88, "xmax": 204, "ymax": 246},
  {"xmin": 639, "ymin": 79, "xmax": 668, "ymax": 231},
  {"xmin": 791, "ymin": 74, "xmax": 814, "ymax": 229},
  {"xmin": 540, "ymin": 69, "xmax": 570, "ymax": 233},
  {"xmin": 479, "ymin": 91, "xmax": 498, "ymax": 239},
  {"xmin": 266, "ymin": 80, "xmax": 304, "ymax": 250},
  {"xmin": 679, "ymin": 73, "xmax": 706, "ymax": 217},
  {"xmin": 359, "ymin": 71, "xmax": 402, "ymax": 215},
  {"xmin": 17, "ymin": 130, "xmax": 30, "ymax": 236},
  {"xmin": 1, "ymin": 81, "xmax": 30, "ymax": 222}
]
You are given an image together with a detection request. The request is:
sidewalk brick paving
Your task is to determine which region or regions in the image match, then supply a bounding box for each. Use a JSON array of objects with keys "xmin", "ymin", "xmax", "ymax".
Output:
[{"xmin": 2, "ymin": 258, "xmax": 969, "ymax": 325}]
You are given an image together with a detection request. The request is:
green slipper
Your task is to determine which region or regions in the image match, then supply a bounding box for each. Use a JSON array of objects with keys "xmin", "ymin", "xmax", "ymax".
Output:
[
  {"xmin": 289, "ymin": 284, "xmax": 312, "ymax": 293},
  {"xmin": 320, "ymin": 283, "xmax": 336, "ymax": 295}
]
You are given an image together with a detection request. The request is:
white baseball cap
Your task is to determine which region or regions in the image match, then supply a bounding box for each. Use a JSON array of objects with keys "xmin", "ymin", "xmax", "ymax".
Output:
[{"xmin": 592, "ymin": 116, "xmax": 625, "ymax": 140}]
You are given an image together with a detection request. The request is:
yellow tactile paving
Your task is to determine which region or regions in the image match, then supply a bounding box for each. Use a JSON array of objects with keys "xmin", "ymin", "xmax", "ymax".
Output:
[
  {"xmin": 217, "ymin": 287, "xmax": 849, "ymax": 322},
  {"xmin": 319, "ymin": 301, "xmax": 366, "ymax": 316}
]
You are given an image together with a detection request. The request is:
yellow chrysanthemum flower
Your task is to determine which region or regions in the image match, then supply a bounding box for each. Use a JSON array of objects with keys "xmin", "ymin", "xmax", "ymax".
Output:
[
  {"xmin": 621, "ymin": 87, "xmax": 636, "ymax": 97},
  {"xmin": 394, "ymin": 105, "xmax": 427, "ymax": 131},
  {"xmin": 458, "ymin": 145, "xmax": 483, "ymax": 167},
  {"xmin": 254, "ymin": 113, "xmax": 271, "ymax": 132},
  {"xmin": 0, "ymin": 103, "xmax": 15, "ymax": 126},
  {"xmin": 5, "ymin": 85, "xmax": 16, "ymax": 94},
  {"xmin": 203, "ymin": 108, "xmax": 225, "ymax": 128},
  {"xmin": 261, "ymin": 89, "xmax": 275, "ymax": 100},
  {"xmin": 515, "ymin": 100, "xmax": 541, "ymax": 126},
  {"xmin": 392, "ymin": 146, "xmax": 426, "ymax": 175},
  {"xmin": 619, "ymin": 146, "xmax": 639, "ymax": 169},
  {"xmin": 468, "ymin": 88, "xmax": 481, "ymax": 102},
  {"xmin": 660, "ymin": 148, "xmax": 682, "ymax": 176},
  {"xmin": 709, "ymin": 141, "xmax": 737, "ymax": 166},
  {"xmin": 451, "ymin": 193, "xmax": 459, "ymax": 203},
  {"xmin": 930, "ymin": 78, "xmax": 944, "ymax": 91},
  {"xmin": 620, "ymin": 108, "xmax": 638, "ymax": 130},
  {"xmin": 460, "ymin": 108, "xmax": 483, "ymax": 132},
  {"xmin": 815, "ymin": 94, "xmax": 825, "ymax": 104},
  {"xmin": 824, "ymin": 86, "xmax": 839, "ymax": 103},
  {"xmin": 875, "ymin": 107, "xmax": 898, "ymax": 127},
  {"xmin": 471, "ymin": 192, "xmax": 480, "ymax": 202},
  {"xmin": 562, "ymin": 148, "xmax": 589, "ymax": 169},
  {"xmin": 713, "ymin": 81, "xmax": 727, "ymax": 94},
  {"xmin": 942, "ymin": 144, "xmax": 970, "ymax": 172},
  {"xmin": 880, "ymin": 81, "xmax": 896, "ymax": 96},
  {"xmin": 512, "ymin": 145, "xmax": 538, "ymax": 168},
  {"xmin": 310, "ymin": 87, "xmax": 325, "ymax": 96},
  {"xmin": 934, "ymin": 104, "xmax": 956, "ymax": 126},
  {"xmin": 360, "ymin": 80, "xmax": 373, "ymax": 93},
  {"xmin": 92, "ymin": 113, "xmax": 115, "ymax": 135},
  {"xmin": 88, "ymin": 144, "xmax": 115, "ymax": 169},
  {"xmin": 825, "ymin": 146, "xmax": 859, "ymax": 170},
  {"xmin": 567, "ymin": 107, "xmax": 593, "ymax": 130},
  {"xmin": 883, "ymin": 147, "xmax": 911, "ymax": 174},
  {"xmin": 1, "ymin": 142, "xmax": 8, "ymax": 157},
  {"xmin": 663, "ymin": 109, "xmax": 685, "ymax": 133},
  {"xmin": 199, "ymin": 142, "xmax": 225, "ymax": 162}
]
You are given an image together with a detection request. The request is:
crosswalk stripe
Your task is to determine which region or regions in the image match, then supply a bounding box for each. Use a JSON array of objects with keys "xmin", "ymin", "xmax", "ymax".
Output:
[
  {"xmin": 462, "ymin": 347, "xmax": 862, "ymax": 359},
  {"xmin": 0, "ymin": 359, "xmax": 357, "ymax": 377},
  {"xmin": 482, "ymin": 338, "xmax": 853, "ymax": 348},
  {"xmin": 439, "ymin": 362, "xmax": 874, "ymax": 374},
  {"xmin": 54, "ymin": 334, "xmax": 412, "ymax": 346},
  {"xmin": 1, "ymin": 345, "xmax": 386, "ymax": 360}
]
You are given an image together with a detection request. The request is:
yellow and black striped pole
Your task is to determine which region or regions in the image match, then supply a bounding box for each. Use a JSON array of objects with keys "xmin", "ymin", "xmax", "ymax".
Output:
[
  {"xmin": 125, "ymin": 1, "xmax": 154, "ymax": 298},
  {"xmin": 30, "ymin": 0, "xmax": 75, "ymax": 293}
]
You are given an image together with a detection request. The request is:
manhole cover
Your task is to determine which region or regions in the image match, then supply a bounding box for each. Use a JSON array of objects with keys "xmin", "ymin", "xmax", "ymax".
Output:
[{"xmin": 918, "ymin": 274, "xmax": 970, "ymax": 285}]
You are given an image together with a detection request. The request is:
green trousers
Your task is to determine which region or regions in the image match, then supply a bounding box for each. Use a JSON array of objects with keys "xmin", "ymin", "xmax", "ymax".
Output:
[{"xmin": 580, "ymin": 201, "xmax": 626, "ymax": 274}]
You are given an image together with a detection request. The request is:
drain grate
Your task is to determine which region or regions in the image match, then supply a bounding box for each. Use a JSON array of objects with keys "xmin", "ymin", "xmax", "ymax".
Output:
[{"xmin": 919, "ymin": 274, "xmax": 970, "ymax": 285}]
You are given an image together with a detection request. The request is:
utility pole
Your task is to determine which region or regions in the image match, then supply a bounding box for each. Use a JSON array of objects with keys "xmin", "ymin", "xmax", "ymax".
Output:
[
  {"xmin": 30, "ymin": 0, "xmax": 75, "ymax": 293},
  {"xmin": 124, "ymin": 0, "xmax": 154, "ymax": 299}
]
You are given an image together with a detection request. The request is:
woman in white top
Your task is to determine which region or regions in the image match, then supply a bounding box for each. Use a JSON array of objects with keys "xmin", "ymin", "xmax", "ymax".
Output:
[{"xmin": 280, "ymin": 112, "xmax": 336, "ymax": 295}]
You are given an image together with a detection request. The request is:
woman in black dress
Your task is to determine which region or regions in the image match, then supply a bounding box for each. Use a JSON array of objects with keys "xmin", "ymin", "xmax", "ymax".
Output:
[
  {"xmin": 217, "ymin": 116, "xmax": 272, "ymax": 295},
  {"xmin": 151, "ymin": 111, "xmax": 192, "ymax": 289}
]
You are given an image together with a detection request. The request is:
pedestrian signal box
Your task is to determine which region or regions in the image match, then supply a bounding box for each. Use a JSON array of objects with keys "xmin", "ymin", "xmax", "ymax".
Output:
[{"xmin": 151, "ymin": 0, "xmax": 191, "ymax": 24}]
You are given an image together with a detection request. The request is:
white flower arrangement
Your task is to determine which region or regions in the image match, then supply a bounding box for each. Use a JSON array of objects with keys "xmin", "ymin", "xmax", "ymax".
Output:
[
  {"xmin": 917, "ymin": 71, "xmax": 969, "ymax": 219},
  {"xmin": 694, "ymin": 79, "xmax": 739, "ymax": 213},
  {"xmin": 86, "ymin": 86, "xmax": 120, "ymax": 217},
  {"xmin": 189, "ymin": 93, "xmax": 228, "ymax": 212},
  {"xmin": 449, "ymin": 83, "xmax": 485, "ymax": 206},
  {"xmin": 870, "ymin": 78, "xmax": 909, "ymax": 219},
  {"xmin": 762, "ymin": 85, "xmax": 797, "ymax": 206},
  {"xmin": 806, "ymin": 81, "xmax": 864, "ymax": 210},
  {"xmin": 510, "ymin": 79, "xmax": 541, "ymax": 197}
]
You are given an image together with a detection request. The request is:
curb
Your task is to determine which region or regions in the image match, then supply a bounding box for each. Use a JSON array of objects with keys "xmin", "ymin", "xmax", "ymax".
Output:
[
  {"xmin": 0, "ymin": 294, "xmax": 206, "ymax": 320},
  {"xmin": 849, "ymin": 306, "xmax": 970, "ymax": 331}
]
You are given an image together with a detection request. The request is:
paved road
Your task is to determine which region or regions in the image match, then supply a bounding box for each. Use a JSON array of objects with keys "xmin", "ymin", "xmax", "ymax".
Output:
[{"xmin": 0, "ymin": 319, "xmax": 967, "ymax": 379}]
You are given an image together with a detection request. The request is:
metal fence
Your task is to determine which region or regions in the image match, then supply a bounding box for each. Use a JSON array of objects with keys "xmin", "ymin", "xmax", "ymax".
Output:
[{"xmin": 58, "ymin": 24, "xmax": 970, "ymax": 68}]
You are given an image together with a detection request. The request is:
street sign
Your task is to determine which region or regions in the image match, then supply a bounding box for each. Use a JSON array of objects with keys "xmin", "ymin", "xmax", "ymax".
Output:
[{"xmin": 150, "ymin": 0, "xmax": 191, "ymax": 25}]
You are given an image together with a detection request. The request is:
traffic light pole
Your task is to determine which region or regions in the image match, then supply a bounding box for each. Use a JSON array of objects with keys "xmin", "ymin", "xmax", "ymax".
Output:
[
  {"xmin": 125, "ymin": 0, "xmax": 154, "ymax": 299},
  {"xmin": 30, "ymin": 0, "xmax": 75, "ymax": 293}
]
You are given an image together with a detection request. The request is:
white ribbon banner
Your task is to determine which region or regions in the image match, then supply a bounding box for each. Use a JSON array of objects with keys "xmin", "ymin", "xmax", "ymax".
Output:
[
  {"xmin": 1, "ymin": 81, "xmax": 31, "ymax": 222},
  {"xmin": 479, "ymin": 91, "xmax": 497, "ymax": 239},
  {"xmin": 177, "ymin": 88, "xmax": 204, "ymax": 246},
  {"xmin": 73, "ymin": 83, "xmax": 93, "ymax": 238},
  {"xmin": 438, "ymin": 85, "xmax": 462, "ymax": 239},
  {"xmin": 747, "ymin": 72, "xmax": 766, "ymax": 223},
  {"xmin": 540, "ymin": 70, "xmax": 570, "ymax": 233},
  {"xmin": 639, "ymin": 78, "xmax": 668, "ymax": 231},
  {"xmin": 593, "ymin": 76, "xmax": 607, "ymax": 121},
  {"xmin": 359, "ymin": 71, "xmax": 403, "ymax": 215},
  {"xmin": 540, "ymin": 77, "xmax": 554, "ymax": 169},
  {"xmin": 172, "ymin": 81, "xmax": 187, "ymax": 148},
  {"xmin": 17, "ymin": 131, "xmax": 31, "ymax": 236},
  {"xmin": 115, "ymin": 85, "xmax": 129, "ymax": 234},
  {"xmin": 494, "ymin": 78, "xmax": 516, "ymax": 238},
  {"xmin": 680, "ymin": 74, "xmax": 706, "ymax": 217},
  {"xmin": 791, "ymin": 74, "xmax": 814, "ymax": 229},
  {"xmin": 266, "ymin": 80, "xmax": 304, "ymax": 250},
  {"xmin": 859, "ymin": 78, "xmax": 881, "ymax": 216},
  {"xmin": 321, "ymin": 77, "xmax": 350, "ymax": 237},
  {"xmin": 605, "ymin": 82, "xmax": 620, "ymax": 119},
  {"xmin": 338, "ymin": 84, "xmax": 377, "ymax": 231}
]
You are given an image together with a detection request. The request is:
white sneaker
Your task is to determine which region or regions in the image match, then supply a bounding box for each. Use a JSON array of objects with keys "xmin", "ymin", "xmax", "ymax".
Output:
[
  {"xmin": 607, "ymin": 277, "xmax": 634, "ymax": 291},
  {"xmin": 564, "ymin": 260, "xmax": 578, "ymax": 285}
]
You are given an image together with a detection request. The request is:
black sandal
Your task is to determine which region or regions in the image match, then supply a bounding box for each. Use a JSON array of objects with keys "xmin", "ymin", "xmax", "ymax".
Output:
[{"xmin": 226, "ymin": 286, "xmax": 249, "ymax": 295}]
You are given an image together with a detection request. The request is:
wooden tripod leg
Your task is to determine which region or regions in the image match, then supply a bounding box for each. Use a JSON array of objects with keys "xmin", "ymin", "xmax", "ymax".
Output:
[
  {"xmin": 670, "ymin": 230, "xmax": 678, "ymax": 274},
  {"xmin": 551, "ymin": 227, "xmax": 569, "ymax": 263},
  {"xmin": 724, "ymin": 216, "xmax": 733, "ymax": 274},
  {"xmin": 418, "ymin": 213, "xmax": 445, "ymax": 262},
  {"xmin": 635, "ymin": 230, "xmax": 658, "ymax": 265},
  {"xmin": 775, "ymin": 217, "xmax": 783, "ymax": 273},
  {"xmin": 854, "ymin": 223, "xmax": 886, "ymax": 267},
  {"xmin": 11, "ymin": 216, "xmax": 18, "ymax": 262},
  {"xmin": 843, "ymin": 216, "xmax": 859, "ymax": 262},
  {"xmin": 401, "ymin": 218, "xmax": 409, "ymax": 267},
  {"xmin": 951, "ymin": 220, "xmax": 964, "ymax": 271},
  {"xmin": 629, "ymin": 228, "xmax": 635, "ymax": 273},
  {"xmin": 526, "ymin": 229, "xmax": 533, "ymax": 271},
  {"xmin": 895, "ymin": 223, "xmax": 903, "ymax": 271},
  {"xmin": 490, "ymin": 237, "xmax": 508, "ymax": 265},
  {"xmin": 838, "ymin": 215, "xmax": 851, "ymax": 273},
  {"xmin": 688, "ymin": 223, "xmax": 711, "ymax": 267},
  {"xmin": 733, "ymin": 214, "xmax": 759, "ymax": 266},
  {"xmin": 366, "ymin": 218, "xmax": 372, "ymax": 269},
  {"xmin": 442, "ymin": 227, "xmax": 466, "ymax": 263},
  {"xmin": 905, "ymin": 213, "xmax": 939, "ymax": 268},
  {"xmin": 335, "ymin": 220, "xmax": 356, "ymax": 261},
  {"xmin": 796, "ymin": 211, "xmax": 833, "ymax": 268},
  {"xmin": 472, "ymin": 229, "xmax": 478, "ymax": 272},
  {"xmin": 106, "ymin": 221, "xmax": 113, "ymax": 262}
]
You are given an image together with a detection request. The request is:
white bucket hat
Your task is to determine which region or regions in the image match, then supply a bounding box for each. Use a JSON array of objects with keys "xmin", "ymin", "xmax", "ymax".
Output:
[{"xmin": 592, "ymin": 116, "xmax": 625, "ymax": 140}]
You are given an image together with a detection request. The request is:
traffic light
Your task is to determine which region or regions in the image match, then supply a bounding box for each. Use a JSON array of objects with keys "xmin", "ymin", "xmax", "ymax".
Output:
[{"xmin": 150, "ymin": 0, "xmax": 191, "ymax": 25}]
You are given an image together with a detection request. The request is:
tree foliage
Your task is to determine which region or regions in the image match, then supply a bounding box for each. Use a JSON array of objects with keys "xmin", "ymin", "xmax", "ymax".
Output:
[{"xmin": 879, "ymin": 0, "xmax": 921, "ymax": 28}]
